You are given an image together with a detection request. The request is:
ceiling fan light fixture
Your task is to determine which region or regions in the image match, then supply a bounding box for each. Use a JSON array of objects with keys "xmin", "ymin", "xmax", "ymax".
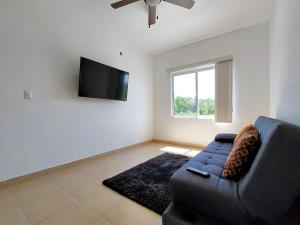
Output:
[{"xmin": 145, "ymin": 0, "xmax": 161, "ymax": 7}]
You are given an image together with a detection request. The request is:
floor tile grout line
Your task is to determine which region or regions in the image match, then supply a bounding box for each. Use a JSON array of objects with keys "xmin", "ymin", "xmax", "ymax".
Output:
[
  {"xmin": 46, "ymin": 175, "xmax": 113, "ymax": 225},
  {"xmin": 7, "ymin": 179, "xmax": 65, "ymax": 209},
  {"xmin": 7, "ymin": 177, "xmax": 80, "ymax": 225},
  {"xmin": 8, "ymin": 189, "xmax": 31, "ymax": 225},
  {"xmin": 32, "ymin": 201, "xmax": 81, "ymax": 225},
  {"xmin": 29, "ymin": 179, "xmax": 92, "ymax": 225},
  {"xmin": 51, "ymin": 161, "xmax": 161, "ymax": 224}
]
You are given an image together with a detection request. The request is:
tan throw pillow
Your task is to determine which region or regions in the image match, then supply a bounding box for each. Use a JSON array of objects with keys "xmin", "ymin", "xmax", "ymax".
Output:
[
  {"xmin": 222, "ymin": 128, "xmax": 260, "ymax": 180},
  {"xmin": 234, "ymin": 124, "xmax": 255, "ymax": 144}
]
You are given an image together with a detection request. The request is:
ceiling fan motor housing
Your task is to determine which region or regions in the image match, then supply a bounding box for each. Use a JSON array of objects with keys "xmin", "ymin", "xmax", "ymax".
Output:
[{"xmin": 145, "ymin": 0, "xmax": 162, "ymax": 7}]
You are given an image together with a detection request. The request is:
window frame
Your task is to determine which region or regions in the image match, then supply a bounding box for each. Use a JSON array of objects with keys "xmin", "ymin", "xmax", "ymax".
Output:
[{"xmin": 171, "ymin": 64, "xmax": 216, "ymax": 120}]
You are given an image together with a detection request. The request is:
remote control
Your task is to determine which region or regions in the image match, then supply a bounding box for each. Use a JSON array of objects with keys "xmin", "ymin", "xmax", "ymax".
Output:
[{"xmin": 187, "ymin": 167, "xmax": 210, "ymax": 178}]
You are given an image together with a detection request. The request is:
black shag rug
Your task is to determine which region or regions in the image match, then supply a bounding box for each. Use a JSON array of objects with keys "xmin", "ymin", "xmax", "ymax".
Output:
[{"xmin": 102, "ymin": 153, "xmax": 190, "ymax": 215}]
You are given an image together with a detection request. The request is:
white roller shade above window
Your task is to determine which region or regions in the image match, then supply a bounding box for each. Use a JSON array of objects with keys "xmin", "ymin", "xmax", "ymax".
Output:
[{"xmin": 215, "ymin": 59, "xmax": 233, "ymax": 123}]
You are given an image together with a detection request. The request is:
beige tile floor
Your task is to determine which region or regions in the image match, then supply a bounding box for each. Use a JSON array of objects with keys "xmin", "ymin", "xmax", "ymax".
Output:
[{"xmin": 0, "ymin": 142, "xmax": 200, "ymax": 225}]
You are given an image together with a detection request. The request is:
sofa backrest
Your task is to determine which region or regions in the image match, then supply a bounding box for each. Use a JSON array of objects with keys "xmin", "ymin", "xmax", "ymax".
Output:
[{"xmin": 238, "ymin": 116, "xmax": 300, "ymax": 224}]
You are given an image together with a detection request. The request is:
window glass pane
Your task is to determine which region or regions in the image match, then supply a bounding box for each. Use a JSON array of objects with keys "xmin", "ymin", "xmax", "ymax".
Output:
[
  {"xmin": 173, "ymin": 73, "xmax": 196, "ymax": 117},
  {"xmin": 197, "ymin": 68, "xmax": 215, "ymax": 118}
]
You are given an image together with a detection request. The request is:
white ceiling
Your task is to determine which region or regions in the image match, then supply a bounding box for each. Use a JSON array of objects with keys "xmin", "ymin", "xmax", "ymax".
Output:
[
  {"xmin": 105, "ymin": 0, "xmax": 275, "ymax": 55},
  {"xmin": 29, "ymin": 0, "xmax": 275, "ymax": 56}
]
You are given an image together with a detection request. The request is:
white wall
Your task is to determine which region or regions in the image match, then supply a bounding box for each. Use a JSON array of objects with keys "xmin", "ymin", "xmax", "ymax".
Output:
[
  {"xmin": 0, "ymin": 0, "xmax": 153, "ymax": 181},
  {"xmin": 154, "ymin": 23, "xmax": 270, "ymax": 146},
  {"xmin": 270, "ymin": 0, "xmax": 300, "ymax": 125}
]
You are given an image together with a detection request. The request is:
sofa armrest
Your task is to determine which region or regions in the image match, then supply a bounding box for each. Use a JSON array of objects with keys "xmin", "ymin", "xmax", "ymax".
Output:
[{"xmin": 214, "ymin": 133, "xmax": 237, "ymax": 144}]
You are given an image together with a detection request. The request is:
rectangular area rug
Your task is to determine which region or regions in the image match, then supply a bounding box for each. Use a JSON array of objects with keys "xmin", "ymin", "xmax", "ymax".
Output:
[{"xmin": 102, "ymin": 153, "xmax": 190, "ymax": 215}]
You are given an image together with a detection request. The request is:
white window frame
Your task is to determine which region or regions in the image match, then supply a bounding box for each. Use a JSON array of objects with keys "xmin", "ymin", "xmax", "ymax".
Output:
[{"xmin": 171, "ymin": 64, "xmax": 215, "ymax": 119}]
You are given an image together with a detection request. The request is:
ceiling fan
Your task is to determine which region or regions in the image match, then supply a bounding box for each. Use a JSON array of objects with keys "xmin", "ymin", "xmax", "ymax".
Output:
[{"xmin": 111, "ymin": 0, "xmax": 196, "ymax": 27}]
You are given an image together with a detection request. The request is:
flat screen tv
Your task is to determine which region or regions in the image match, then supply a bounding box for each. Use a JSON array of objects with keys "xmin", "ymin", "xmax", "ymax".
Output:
[{"xmin": 78, "ymin": 57, "xmax": 129, "ymax": 101}]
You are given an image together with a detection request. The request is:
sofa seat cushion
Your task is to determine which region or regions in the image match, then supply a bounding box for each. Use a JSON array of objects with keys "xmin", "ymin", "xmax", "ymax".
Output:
[
  {"xmin": 189, "ymin": 152, "xmax": 228, "ymax": 177},
  {"xmin": 170, "ymin": 141, "xmax": 251, "ymax": 225},
  {"xmin": 184, "ymin": 141, "xmax": 233, "ymax": 177},
  {"xmin": 202, "ymin": 141, "xmax": 233, "ymax": 156}
]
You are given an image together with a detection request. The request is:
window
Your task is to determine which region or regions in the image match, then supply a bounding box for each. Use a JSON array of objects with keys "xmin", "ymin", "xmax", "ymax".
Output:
[
  {"xmin": 172, "ymin": 65, "xmax": 216, "ymax": 119},
  {"xmin": 171, "ymin": 59, "xmax": 233, "ymax": 122}
]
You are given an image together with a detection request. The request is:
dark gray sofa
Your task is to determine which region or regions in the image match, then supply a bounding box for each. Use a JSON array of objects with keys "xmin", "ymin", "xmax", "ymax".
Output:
[{"xmin": 163, "ymin": 116, "xmax": 300, "ymax": 225}]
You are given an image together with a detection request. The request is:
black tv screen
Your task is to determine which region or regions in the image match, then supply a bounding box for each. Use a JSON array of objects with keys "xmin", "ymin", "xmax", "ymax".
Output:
[{"xmin": 78, "ymin": 57, "xmax": 129, "ymax": 101}]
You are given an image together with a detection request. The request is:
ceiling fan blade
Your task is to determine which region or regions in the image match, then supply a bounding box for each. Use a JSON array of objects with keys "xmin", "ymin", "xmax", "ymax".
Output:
[
  {"xmin": 163, "ymin": 0, "xmax": 195, "ymax": 9},
  {"xmin": 111, "ymin": 0, "xmax": 140, "ymax": 9},
  {"xmin": 148, "ymin": 6, "xmax": 157, "ymax": 26}
]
